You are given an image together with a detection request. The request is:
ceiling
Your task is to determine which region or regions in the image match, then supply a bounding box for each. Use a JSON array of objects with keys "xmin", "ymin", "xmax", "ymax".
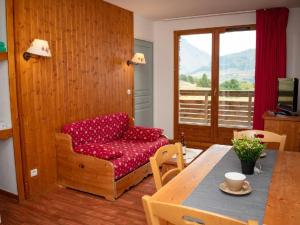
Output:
[{"xmin": 104, "ymin": 0, "xmax": 300, "ymax": 20}]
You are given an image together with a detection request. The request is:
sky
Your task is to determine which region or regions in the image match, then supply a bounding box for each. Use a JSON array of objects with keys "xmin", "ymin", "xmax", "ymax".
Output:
[{"xmin": 182, "ymin": 30, "xmax": 256, "ymax": 56}]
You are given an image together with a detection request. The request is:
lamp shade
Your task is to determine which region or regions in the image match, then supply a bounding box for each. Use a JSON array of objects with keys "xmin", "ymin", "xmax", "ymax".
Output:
[
  {"xmin": 131, "ymin": 53, "xmax": 146, "ymax": 64},
  {"xmin": 26, "ymin": 39, "xmax": 52, "ymax": 57}
]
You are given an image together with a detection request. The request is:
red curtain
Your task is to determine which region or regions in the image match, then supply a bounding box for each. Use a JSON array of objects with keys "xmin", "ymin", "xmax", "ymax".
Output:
[{"xmin": 253, "ymin": 8, "xmax": 289, "ymax": 129}]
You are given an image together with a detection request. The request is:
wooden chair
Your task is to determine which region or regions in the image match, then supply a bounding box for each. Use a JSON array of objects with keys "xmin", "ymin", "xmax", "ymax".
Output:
[
  {"xmin": 150, "ymin": 143, "xmax": 184, "ymax": 190},
  {"xmin": 142, "ymin": 195, "xmax": 258, "ymax": 225},
  {"xmin": 233, "ymin": 130, "xmax": 287, "ymax": 151}
]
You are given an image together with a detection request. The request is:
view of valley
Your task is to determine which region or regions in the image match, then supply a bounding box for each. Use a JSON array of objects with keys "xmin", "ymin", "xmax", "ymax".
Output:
[{"xmin": 179, "ymin": 38, "xmax": 255, "ymax": 90}]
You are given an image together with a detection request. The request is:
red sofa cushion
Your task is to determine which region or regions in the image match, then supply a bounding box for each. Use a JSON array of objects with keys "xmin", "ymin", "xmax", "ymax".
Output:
[
  {"xmin": 74, "ymin": 143, "xmax": 123, "ymax": 160},
  {"xmin": 104, "ymin": 137, "xmax": 169, "ymax": 180},
  {"xmin": 62, "ymin": 112, "xmax": 129, "ymax": 148},
  {"xmin": 122, "ymin": 126, "xmax": 163, "ymax": 142}
]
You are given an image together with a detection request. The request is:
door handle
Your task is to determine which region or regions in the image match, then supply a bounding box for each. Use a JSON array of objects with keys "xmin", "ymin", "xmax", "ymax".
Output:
[{"xmin": 213, "ymin": 89, "xmax": 217, "ymax": 96}]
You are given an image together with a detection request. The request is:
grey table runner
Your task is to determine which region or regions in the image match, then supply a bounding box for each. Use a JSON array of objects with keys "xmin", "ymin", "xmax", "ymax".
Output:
[{"xmin": 183, "ymin": 149, "xmax": 277, "ymax": 224}]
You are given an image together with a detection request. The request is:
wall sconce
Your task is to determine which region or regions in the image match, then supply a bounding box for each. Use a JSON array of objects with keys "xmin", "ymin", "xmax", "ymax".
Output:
[
  {"xmin": 23, "ymin": 39, "xmax": 52, "ymax": 61},
  {"xmin": 127, "ymin": 53, "xmax": 146, "ymax": 65}
]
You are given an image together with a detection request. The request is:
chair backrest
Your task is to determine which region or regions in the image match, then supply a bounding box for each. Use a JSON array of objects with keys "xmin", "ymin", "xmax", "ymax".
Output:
[
  {"xmin": 142, "ymin": 195, "xmax": 258, "ymax": 225},
  {"xmin": 233, "ymin": 130, "xmax": 286, "ymax": 151},
  {"xmin": 150, "ymin": 143, "xmax": 184, "ymax": 190}
]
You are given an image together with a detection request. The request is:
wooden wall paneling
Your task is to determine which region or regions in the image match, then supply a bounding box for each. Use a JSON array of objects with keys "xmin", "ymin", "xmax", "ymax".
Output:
[
  {"xmin": 4, "ymin": 0, "xmax": 26, "ymax": 200},
  {"xmin": 13, "ymin": 0, "xmax": 134, "ymax": 198}
]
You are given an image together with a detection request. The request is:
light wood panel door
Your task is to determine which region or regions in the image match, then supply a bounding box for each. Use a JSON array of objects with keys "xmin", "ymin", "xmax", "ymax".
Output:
[{"xmin": 134, "ymin": 39, "xmax": 153, "ymax": 127}]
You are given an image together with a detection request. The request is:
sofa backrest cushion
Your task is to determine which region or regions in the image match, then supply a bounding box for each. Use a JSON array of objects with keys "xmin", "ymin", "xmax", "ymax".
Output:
[
  {"xmin": 122, "ymin": 126, "xmax": 163, "ymax": 142},
  {"xmin": 62, "ymin": 112, "xmax": 129, "ymax": 148}
]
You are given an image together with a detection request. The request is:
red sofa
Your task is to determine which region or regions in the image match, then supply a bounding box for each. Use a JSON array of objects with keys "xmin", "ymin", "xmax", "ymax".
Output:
[{"xmin": 56, "ymin": 112, "xmax": 168, "ymax": 200}]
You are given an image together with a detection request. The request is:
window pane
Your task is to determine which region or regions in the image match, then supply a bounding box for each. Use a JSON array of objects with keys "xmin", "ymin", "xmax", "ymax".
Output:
[
  {"xmin": 179, "ymin": 34, "xmax": 212, "ymax": 125},
  {"xmin": 218, "ymin": 30, "xmax": 256, "ymax": 128}
]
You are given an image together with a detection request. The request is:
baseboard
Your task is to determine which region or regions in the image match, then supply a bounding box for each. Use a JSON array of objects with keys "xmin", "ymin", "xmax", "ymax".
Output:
[{"xmin": 0, "ymin": 188, "xmax": 18, "ymax": 200}]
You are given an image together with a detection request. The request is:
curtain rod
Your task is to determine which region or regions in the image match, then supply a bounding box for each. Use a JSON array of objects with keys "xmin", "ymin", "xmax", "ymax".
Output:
[{"xmin": 163, "ymin": 10, "xmax": 256, "ymax": 21}]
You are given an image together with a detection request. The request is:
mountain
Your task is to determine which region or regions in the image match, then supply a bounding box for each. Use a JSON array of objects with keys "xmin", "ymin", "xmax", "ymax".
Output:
[
  {"xmin": 179, "ymin": 39, "xmax": 255, "ymax": 78},
  {"xmin": 220, "ymin": 49, "xmax": 255, "ymax": 72},
  {"xmin": 179, "ymin": 38, "xmax": 211, "ymax": 75}
]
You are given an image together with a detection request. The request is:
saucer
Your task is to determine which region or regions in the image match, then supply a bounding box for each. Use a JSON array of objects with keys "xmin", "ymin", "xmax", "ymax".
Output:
[{"xmin": 219, "ymin": 181, "xmax": 252, "ymax": 196}]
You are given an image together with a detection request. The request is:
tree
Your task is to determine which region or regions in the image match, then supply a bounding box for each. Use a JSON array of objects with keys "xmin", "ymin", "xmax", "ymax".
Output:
[
  {"xmin": 187, "ymin": 75, "xmax": 195, "ymax": 84},
  {"xmin": 180, "ymin": 74, "xmax": 188, "ymax": 82},
  {"xmin": 220, "ymin": 79, "xmax": 241, "ymax": 90},
  {"xmin": 196, "ymin": 73, "xmax": 211, "ymax": 88},
  {"xmin": 240, "ymin": 82, "xmax": 254, "ymax": 90}
]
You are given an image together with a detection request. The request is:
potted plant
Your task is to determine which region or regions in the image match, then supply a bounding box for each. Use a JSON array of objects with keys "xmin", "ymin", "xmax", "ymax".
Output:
[{"xmin": 232, "ymin": 137, "xmax": 265, "ymax": 175}]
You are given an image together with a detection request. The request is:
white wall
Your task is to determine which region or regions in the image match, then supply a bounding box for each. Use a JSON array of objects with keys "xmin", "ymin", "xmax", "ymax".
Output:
[
  {"xmin": 153, "ymin": 12, "xmax": 256, "ymax": 138},
  {"xmin": 134, "ymin": 14, "xmax": 154, "ymax": 42},
  {"xmin": 287, "ymin": 8, "xmax": 300, "ymax": 110},
  {"xmin": 0, "ymin": 140, "xmax": 17, "ymax": 194},
  {"xmin": 153, "ymin": 8, "xmax": 300, "ymax": 139}
]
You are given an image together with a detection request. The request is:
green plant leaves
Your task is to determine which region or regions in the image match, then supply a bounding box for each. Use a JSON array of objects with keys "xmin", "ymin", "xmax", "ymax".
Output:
[{"xmin": 232, "ymin": 137, "xmax": 265, "ymax": 162}]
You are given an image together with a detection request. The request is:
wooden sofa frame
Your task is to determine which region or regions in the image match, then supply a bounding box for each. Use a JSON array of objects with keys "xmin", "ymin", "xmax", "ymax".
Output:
[{"xmin": 55, "ymin": 118, "xmax": 152, "ymax": 200}]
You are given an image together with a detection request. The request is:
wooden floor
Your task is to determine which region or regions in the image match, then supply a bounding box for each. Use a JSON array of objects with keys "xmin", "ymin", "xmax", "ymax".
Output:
[{"xmin": 0, "ymin": 176, "xmax": 156, "ymax": 225}]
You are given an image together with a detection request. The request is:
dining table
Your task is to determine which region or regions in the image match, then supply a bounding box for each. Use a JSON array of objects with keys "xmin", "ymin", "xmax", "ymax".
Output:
[{"xmin": 147, "ymin": 144, "xmax": 300, "ymax": 225}]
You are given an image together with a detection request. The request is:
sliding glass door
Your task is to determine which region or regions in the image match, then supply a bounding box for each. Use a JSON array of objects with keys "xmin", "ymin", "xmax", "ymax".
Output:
[
  {"xmin": 175, "ymin": 30, "xmax": 215, "ymax": 146},
  {"xmin": 174, "ymin": 26, "xmax": 256, "ymax": 147},
  {"xmin": 218, "ymin": 30, "xmax": 256, "ymax": 129},
  {"xmin": 178, "ymin": 33, "xmax": 212, "ymax": 126}
]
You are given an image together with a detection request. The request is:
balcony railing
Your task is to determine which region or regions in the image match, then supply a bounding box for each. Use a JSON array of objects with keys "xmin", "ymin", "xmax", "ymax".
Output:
[{"xmin": 179, "ymin": 89, "xmax": 254, "ymax": 129}]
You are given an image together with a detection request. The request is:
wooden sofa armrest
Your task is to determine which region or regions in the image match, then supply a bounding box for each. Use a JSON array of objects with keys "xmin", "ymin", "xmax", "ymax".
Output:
[
  {"xmin": 55, "ymin": 132, "xmax": 116, "ymax": 200},
  {"xmin": 55, "ymin": 133, "xmax": 73, "ymax": 152}
]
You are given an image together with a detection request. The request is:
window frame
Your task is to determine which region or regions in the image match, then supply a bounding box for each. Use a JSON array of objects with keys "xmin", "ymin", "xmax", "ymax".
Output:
[{"xmin": 173, "ymin": 24, "xmax": 256, "ymax": 148}]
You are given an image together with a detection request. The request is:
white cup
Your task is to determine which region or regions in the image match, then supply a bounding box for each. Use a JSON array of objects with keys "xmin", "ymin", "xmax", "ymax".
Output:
[{"xmin": 225, "ymin": 172, "xmax": 248, "ymax": 191}]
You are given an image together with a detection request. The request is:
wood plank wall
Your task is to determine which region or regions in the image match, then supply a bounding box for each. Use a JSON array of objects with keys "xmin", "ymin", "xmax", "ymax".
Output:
[{"xmin": 13, "ymin": 0, "xmax": 134, "ymax": 198}]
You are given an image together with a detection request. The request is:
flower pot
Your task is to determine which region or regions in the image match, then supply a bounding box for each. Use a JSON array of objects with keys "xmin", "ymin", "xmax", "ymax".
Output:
[{"xmin": 241, "ymin": 160, "xmax": 256, "ymax": 175}]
